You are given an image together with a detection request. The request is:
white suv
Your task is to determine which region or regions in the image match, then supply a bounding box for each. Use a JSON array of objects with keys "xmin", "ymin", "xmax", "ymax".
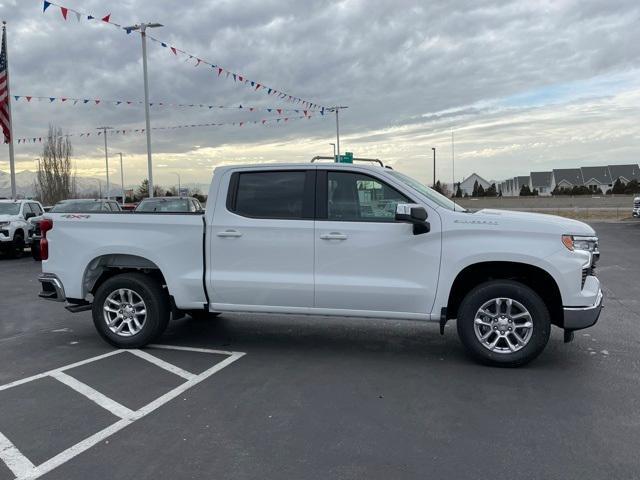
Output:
[{"xmin": 0, "ymin": 199, "xmax": 45, "ymax": 257}]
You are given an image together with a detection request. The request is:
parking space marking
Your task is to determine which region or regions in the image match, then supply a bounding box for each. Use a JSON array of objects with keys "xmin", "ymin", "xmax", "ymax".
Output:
[
  {"xmin": 127, "ymin": 349, "xmax": 196, "ymax": 380},
  {"xmin": 0, "ymin": 345, "xmax": 246, "ymax": 480},
  {"xmin": 0, "ymin": 432, "xmax": 35, "ymax": 479},
  {"xmin": 0, "ymin": 350, "xmax": 122, "ymax": 393},
  {"xmin": 49, "ymin": 371, "xmax": 135, "ymax": 420}
]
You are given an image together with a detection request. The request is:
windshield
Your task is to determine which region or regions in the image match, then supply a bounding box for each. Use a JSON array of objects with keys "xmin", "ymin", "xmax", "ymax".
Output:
[
  {"xmin": 0, "ymin": 203, "xmax": 20, "ymax": 215},
  {"xmin": 136, "ymin": 198, "xmax": 191, "ymax": 212},
  {"xmin": 51, "ymin": 201, "xmax": 104, "ymax": 213},
  {"xmin": 387, "ymin": 170, "xmax": 465, "ymax": 212}
]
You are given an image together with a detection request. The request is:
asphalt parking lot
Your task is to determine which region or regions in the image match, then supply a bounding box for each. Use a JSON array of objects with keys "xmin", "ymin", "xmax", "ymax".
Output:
[{"xmin": 0, "ymin": 221, "xmax": 639, "ymax": 480}]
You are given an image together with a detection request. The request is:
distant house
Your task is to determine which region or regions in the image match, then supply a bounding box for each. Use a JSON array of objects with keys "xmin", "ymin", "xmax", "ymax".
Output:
[
  {"xmin": 581, "ymin": 166, "xmax": 612, "ymax": 192},
  {"xmin": 459, "ymin": 173, "xmax": 490, "ymax": 196},
  {"xmin": 608, "ymin": 164, "xmax": 640, "ymax": 185},
  {"xmin": 530, "ymin": 171, "xmax": 553, "ymax": 196},
  {"xmin": 513, "ymin": 176, "xmax": 530, "ymax": 195},
  {"xmin": 552, "ymin": 168, "xmax": 583, "ymax": 190}
]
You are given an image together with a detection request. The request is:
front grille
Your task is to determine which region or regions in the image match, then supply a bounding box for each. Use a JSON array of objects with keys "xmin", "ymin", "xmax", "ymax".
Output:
[
  {"xmin": 581, "ymin": 260, "xmax": 597, "ymax": 289},
  {"xmin": 635, "ymin": 200, "xmax": 640, "ymax": 208},
  {"xmin": 0, "ymin": 229, "xmax": 8, "ymax": 238}
]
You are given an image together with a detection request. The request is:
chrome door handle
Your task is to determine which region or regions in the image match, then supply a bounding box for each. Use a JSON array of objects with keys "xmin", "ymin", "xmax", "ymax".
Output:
[
  {"xmin": 216, "ymin": 229, "xmax": 242, "ymax": 238},
  {"xmin": 320, "ymin": 232, "xmax": 347, "ymax": 240}
]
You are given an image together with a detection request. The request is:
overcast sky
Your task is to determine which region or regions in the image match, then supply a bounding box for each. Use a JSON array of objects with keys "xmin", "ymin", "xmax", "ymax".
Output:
[{"xmin": 1, "ymin": 0, "xmax": 639, "ymax": 189}]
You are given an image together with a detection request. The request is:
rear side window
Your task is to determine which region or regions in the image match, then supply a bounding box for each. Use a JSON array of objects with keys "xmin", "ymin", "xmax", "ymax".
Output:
[{"xmin": 228, "ymin": 171, "xmax": 312, "ymax": 219}]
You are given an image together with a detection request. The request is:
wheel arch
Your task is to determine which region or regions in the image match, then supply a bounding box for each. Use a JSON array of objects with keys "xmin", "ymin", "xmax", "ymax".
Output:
[
  {"xmin": 446, "ymin": 261, "xmax": 563, "ymax": 327},
  {"xmin": 82, "ymin": 254, "xmax": 168, "ymax": 299}
]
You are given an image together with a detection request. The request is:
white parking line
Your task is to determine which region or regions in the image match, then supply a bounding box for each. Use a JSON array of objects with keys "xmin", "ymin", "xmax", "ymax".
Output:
[
  {"xmin": 0, "ymin": 432, "xmax": 35, "ymax": 480},
  {"xmin": 0, "ymin": 350, "xmax": 122, "ymax": 393},
  {"xmin": 0, "ymin": 345, "xmax": 246, "ymax": 480},
  {"xmin": 49, "ymin": 371, "xmax": 135, "ymax": 420},
  {"xmin": 127, "ymin": 349, "xmax": 196, "ymax": 380}
]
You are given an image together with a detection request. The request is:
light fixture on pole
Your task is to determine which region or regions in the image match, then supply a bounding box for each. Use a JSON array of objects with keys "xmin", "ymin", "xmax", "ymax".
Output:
[
  {"xmin": 329, "ymin": 143, "xmax": 336, "ymax": 160},
  {"xmin": 97, "ymin": 126, "xmax": 113, "ymax": 198},
  {"xmin": 172, "ymin": 172, "xmax": 181, "ymax": 196},
  {"xmin": 330, "ymin": 106, "xmax": 348, "ymax": 160},
  {"xmin": 115, "ymin": 152, "xmax": 125, "ymax": 205},
  {"xmin": 122, "ymin": 22, "xmax": 163, "ymax": 198}
]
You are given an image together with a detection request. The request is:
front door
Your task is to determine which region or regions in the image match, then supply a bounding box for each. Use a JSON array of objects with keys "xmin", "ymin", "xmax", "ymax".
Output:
[
  {"xmin": 209, "ymin": 168, "xmax": 316, "ymax": 308},
  {"xmin": 314, "ymin": 169, "xmax": 441, "ymax": 315}
]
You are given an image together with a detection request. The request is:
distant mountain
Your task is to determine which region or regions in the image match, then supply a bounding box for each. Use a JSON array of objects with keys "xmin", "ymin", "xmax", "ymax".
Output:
[
  {"xmin": 0, "ymin": 170, "xmax": 210, "ymax": 199},
  {"xmin": 0, "ymin": 170, "xmax": 121, "ymax": 199}
]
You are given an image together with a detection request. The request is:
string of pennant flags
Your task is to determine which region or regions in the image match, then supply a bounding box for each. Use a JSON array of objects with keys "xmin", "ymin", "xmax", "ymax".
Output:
[
  {"xmin": 42, "ymin": 0, "xmax": 328, "ymax": 112},
  {"xmin": 15, "ymin": 114, "xmax": 319, "ymax": 144},
  {"xmin": 12, "ymin": 94, "xmax": 321, "ymax": 116}
]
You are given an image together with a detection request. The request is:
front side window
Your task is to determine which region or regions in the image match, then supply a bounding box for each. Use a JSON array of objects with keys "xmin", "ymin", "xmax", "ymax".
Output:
[
  {"xmin": 30, "ymin": 203, "xmax": 43, "ymax": 215},
  {"xmin": 232, "ymin": 171, "xmax": 307, "ymax": 219},
  {"xmin": 327, "ymin": 171, "xmax": 409, "ymax": 222}
]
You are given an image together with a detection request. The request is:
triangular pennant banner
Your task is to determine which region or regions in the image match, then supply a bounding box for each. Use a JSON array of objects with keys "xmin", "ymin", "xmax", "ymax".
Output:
[
  {"xmin": 60, "ymin": 7, "xmax": 68, "ymax": 20},
  {"xmin": 75, "ymin": 11, "xmax": 81, "ymax": 22},
  {"xmin": 43, "ymin": 1, "xmax": 51, "ymax": 13},
  {"xmin": 170, "ymin": 47, "xmax": 177, "ymax": 55},
  {"xmin": 101, "ymin": 14, "xmax": 111, "ymax": 23}
]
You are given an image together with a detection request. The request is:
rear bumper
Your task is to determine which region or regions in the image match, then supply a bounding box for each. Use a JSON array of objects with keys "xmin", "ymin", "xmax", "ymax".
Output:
[
  {"xmin": 563, "ymin": 289, "xmax": 603, "ymax": 330},
  {"xmin": 38, "ymin": 274, "xmax": 66, "ymax": 302}
]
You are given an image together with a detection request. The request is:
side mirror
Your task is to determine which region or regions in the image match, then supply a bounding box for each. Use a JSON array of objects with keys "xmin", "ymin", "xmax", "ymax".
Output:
[
  {"xmin": 24, "ymin": 212, "xmax": 36, "ymax": 220},
  {"xmin": 395, "ymin": 204, "xmax": 430, "ymax": 235}
]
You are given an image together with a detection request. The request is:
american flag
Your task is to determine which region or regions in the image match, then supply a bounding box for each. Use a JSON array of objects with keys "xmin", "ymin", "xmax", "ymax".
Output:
[{"xmin": 0, "ymin": 25, "xmax": 11, "ymax": 144}]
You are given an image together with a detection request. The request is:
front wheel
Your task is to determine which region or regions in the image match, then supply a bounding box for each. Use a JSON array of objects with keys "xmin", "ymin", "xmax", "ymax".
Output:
[
  {"xmin": 8, "ymin": 232, "xmax": 24, "ymax": 259},
  {"xmin": 456, "ymin": 280, "xmax": 551, "ymax": 367},
  {"xmin": 92, "ymin": 273, "xmax": 170, "ymax": 348}
]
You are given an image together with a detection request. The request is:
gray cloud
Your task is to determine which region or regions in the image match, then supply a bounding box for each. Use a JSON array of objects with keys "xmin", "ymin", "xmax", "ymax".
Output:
[{"xmin": 0, "ymin": 0, "xmax": 639, "ymax": 189}]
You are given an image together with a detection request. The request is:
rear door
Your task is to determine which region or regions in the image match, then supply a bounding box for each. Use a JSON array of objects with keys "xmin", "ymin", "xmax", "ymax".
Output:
[
  {"xmin": 209, "ymin": 168, "xmax": 316, "ymax": 308},
  {"xmin": 314, "ymin": 169, "xmax": 441, "ymax": 316}
]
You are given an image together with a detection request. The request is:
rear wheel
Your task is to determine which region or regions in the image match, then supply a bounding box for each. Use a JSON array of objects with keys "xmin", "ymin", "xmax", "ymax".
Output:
[
  {"xmin": 92, "ymin": 273, "xmax": 170, "ymax": 348},
  {"xmin": 456, "ymin": 280, "xmax": 551, "ymax": 367}
]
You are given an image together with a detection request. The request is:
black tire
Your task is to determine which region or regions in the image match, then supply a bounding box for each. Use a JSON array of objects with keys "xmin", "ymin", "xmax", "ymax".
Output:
[
  {"xmin": 92, "ymin": 272, "xmax": 170, "ymax": 348},
  {"xmin": 31, "ymin": 240, "xmax": 41, "ymax": 261},
  {"xmin": 456, "ymin": 280, "xmax": 551, "ymax": 367},
  {"xmin": 8, "ymin": 231, "xmax": 24, "ymax": 259},
  {"xmin": 188, "ymin": 311, "xmax": 221, "ymax": 321}
]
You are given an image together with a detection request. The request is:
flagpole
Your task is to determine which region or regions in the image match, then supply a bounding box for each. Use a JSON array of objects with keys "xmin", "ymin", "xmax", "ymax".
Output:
[{"xmin": 3, "ymin": 22, "xmax": 16, "ymax": 199}]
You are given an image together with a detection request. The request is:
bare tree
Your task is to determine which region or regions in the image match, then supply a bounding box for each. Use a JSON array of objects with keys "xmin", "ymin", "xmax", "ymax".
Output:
[{"xmin": 35, "ymin": 126, "xmax": 74, "ymax": 205}]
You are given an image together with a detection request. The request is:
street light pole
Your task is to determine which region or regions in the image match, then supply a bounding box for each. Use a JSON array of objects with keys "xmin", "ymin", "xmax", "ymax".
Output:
[
  {"xmin": 123, "ymin": 22, "xmax": 163, "ymax": 198},
  {"xmin": 117, "ymin": 153, "xmax": 125, "ymax": 204},
  {"xmin": 97, "ymin": 126, "xmax": 112, "ymax": 198},
  {"xmin": 331, "ymin": 106, "xmax": 348, "ymax": 160},
  {"xmin": 330, "ymin": 143, "xmax": 336, "ymax": 160},
  {"xmin": 432, "ymin": 147, "xmax": 436, "ymax": 188}
]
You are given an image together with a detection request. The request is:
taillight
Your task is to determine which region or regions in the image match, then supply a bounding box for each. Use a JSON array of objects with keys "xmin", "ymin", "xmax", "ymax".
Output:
[{"xmin": 40, "ymin": 218, "xmax": 53, "ymax": 260}]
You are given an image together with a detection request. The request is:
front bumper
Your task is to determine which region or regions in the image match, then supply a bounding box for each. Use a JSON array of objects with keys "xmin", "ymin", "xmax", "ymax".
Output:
[
  {"xmin": 38, "ymin": 273, "xmax": 66, "ymax": 302},
  {"xmin": 563, "ymin": 289, "xmax": 603, "ymax": 330}
]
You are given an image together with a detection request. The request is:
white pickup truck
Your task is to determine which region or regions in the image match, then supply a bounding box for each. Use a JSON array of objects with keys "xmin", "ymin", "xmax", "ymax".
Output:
[{"xmin": 38, "ymin": 162, "xmax": 602, "ymax": 366}]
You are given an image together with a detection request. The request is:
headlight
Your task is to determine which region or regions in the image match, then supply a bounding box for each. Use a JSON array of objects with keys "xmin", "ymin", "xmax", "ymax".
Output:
[
  {"xmin": 562, "ymin": 235, "xmax": 599, "ymax": 253},
  {"xmin": 0, "ymin": 221, "xmax": 9, "ymax": 227}
]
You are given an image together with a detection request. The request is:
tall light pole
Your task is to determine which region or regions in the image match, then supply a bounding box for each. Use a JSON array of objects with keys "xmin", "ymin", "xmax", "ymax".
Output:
[
  {"xmin": 451, "ymin": 129, "xmax": 455, "ymax": 195},
  {"xmin": 432, "ymin": 147, "xmax": 436, "ymax": 188},
  {"xmin": 115, "ymin": 152, "xmax": 125, "ymax": 204},
  {"xmin": 123, "ymin": 22, "xmax": 163, "ymax": 197},
  {"xmin": 329, "ymin": 143, "xmax": 336, "ymax": 160},
  {"xmin": 97, "ymin": 126, "xmax": 113, "ymax": 198},
  {"xmin": 330, "ymin": 106, "xmax": 348, "ymax": 160},
  {"xmin": 172, "ymin": 172, "xmax": 181, "ymax": 196}
]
